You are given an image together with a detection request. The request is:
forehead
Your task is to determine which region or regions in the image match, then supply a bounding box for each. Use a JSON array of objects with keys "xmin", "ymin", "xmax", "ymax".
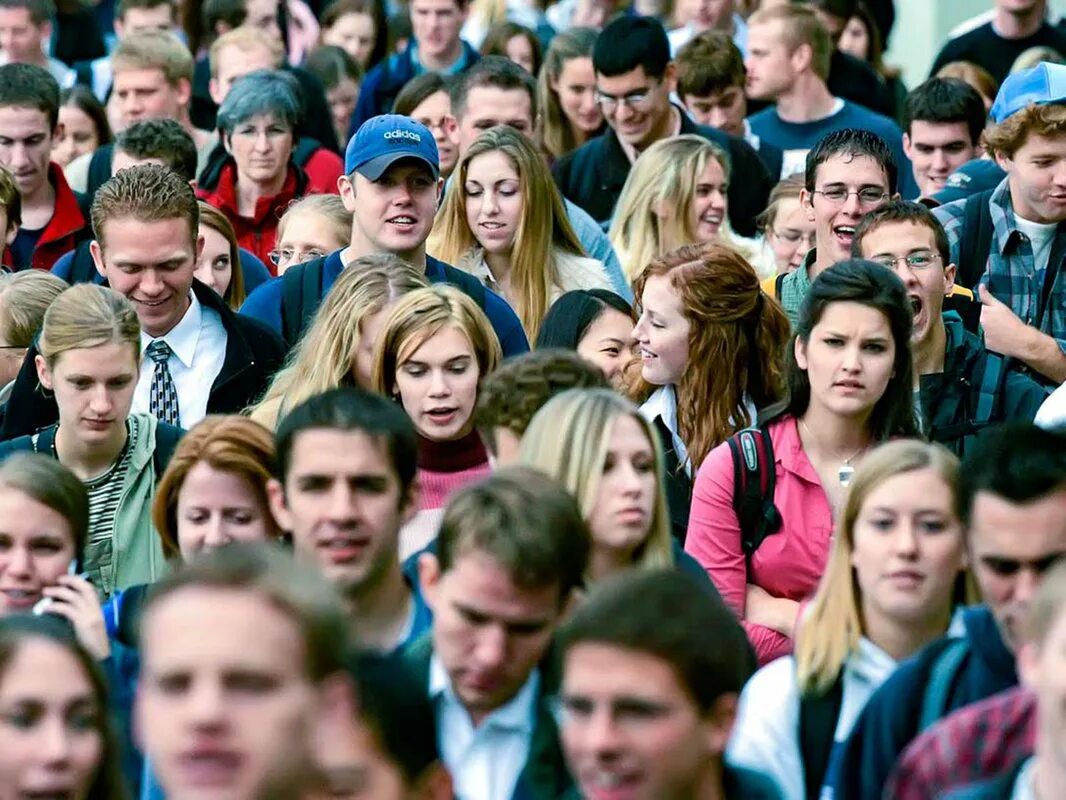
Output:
[
  {"xmin": 399, "ymin": 322, "xmax": 475, "ymax": 362},
  {"xmin": 908, "ymin": 119, "xmax": 972, "ymax": 144},
  {"xmin": 52, "ymin": 340, "xmax": 139, "ymax": 374},
  {"xmin": 279, "ymin": 212, "xmax": 344, "ymax": 246},
  {"xmin": 813, "ymin": 152, "xmax": 890, "ymax": 187},
  {"xmin": 411, "ymin": 0, "xmax": 461, "ymax": 12},
  {"xmin": 1013, "ymin": 131, "xmax": 1066, "ymax": 158},
  {"xmin": 287, "ymin": 428, "xmax": 395, "ymax": 478},
  {"xmin": 748, "ymin": 20, "xmax": 787, "ymax": 46},
  {"xmin": 464, "ymin": 86, "xmax": 532, "ymax": 121},
  {"xmin": 0, "ymin": 485, "xmax": 73, "ymax": 540},
  {"xmin": 0, "ymin": 7, "xmax": 35, "ymax": 24},
  {"xmin": 0, "ymin": 638, "xmax": 93, "ymax": 700},
  {"xmin": 466, "ymin": 149, "xmax": 518, "ymax": 176},
  {"xmin": 98, "ymin": 215, "xmax": 195, "ymax": 253},
  {"xmin": 123, "ymin": 3, "xmax": 175, "ymax": 21},
  {"xmin": 440, "ymin": 549, "xmax": 560, "ymax": 612},
  {"xmin": 113, "ymin": 67, "xmax": 169, "ymax": 88},
  {"xmin": 969, "ymin": 489, "xmax": 1066, "ymax": 554},
  {"xmin": 0, "ymin": 105, "xmax": 52, "ymax": 136},
  {"xmin": 812, "ymin": 299, "xmax": 891, "ymax": 334},
  {"xmin": 860, "ymin": 220, "xmax": 937, "ymax": 254},
  {"xmin": 217, "ymin": 44, "xmax": 276, "ymax": 75},
  {"xmin": 562, "ymin": 642, "xmax": 690, "ymax": 702},
  {"xmin": 411, "ymin": 90, "xmax": 450, "ymax": 117},
  {"xmin": 640, "ymin": 273, "xmax": 683, "ymax": 313},
  {"xmin": 596, "ymin": 66, "xmax": 654, "ymax": 89}
]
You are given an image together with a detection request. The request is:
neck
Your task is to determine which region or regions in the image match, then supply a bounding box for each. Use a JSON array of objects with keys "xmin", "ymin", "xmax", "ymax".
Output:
[
  {"xmin": 798, "ymin": 403, "xmax": 873, "ymax": 459},
  {"xmin": 237, "ymin": 170, "xmax": 287, "ymax": 216},
  {"xmin": 343, "ymin": 240, "xmax": 427, "ymax": 270},
  {"xmin": 588, "ymin": 543, "xmax": 638, "ymax": 584},
  {"xmin": 571, "ymin": 123, "xmax": 594, "ymax": 149},
  {"xmin": 995, "ymin": 3, "xmax": 1044, "ymax": 38},
  {"xmin": 862, "ymin": 601, "xmax": 952, "ymax": 662},
  {"xmin": 483, "ymin": 248, "xmax": 513, "ymax": 288},
  {"xmin": 775, "ymin": 76, "xmax": 837, "ymax": 124},
  {"xmin": 22, "ymin": 172, "xmax": 56, "ymax": 215},
  {"xmin": 54, "ymin": 421, "xmax": 127, "ymax": 480},
  {"xmin": 640, "ymin": 105, "xmax": 678, "ymax": 152},
  {"xmin": 912, "ymin": 321, "xmax": 947, "ymax": 380},
  {"xmin": 418, "ymin": 39, "xmax": 463, "ymax": 71},
  {"xmin": 1035, "ymin": 743, "xmax": 1065, "ymax": 800},
  {"xmin": 693, "ymin": 758, "xmax": 728, "ymax": 800},
  {"xmin": 344, "ymin": 559, "xmax": 413, "ymax": 652},
  {"xmin": 811, "ymin": 247, "xmax": 837, "ymax": 281}
]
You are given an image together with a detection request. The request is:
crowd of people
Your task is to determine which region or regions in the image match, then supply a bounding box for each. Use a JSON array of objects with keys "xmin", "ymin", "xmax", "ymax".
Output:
[{"xmin": 0, "ymin": 0, "xmax": 1064, "ymax": 797}]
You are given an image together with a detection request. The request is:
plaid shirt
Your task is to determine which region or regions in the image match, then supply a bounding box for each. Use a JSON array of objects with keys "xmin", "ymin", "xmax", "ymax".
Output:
[
  {"xmin": 883, "ymin": 687, "xmax": 1036, "ymax": 800},
  {"xmin": 933, "ymin": 179, "xmax": 1066, "ymax": 357}
]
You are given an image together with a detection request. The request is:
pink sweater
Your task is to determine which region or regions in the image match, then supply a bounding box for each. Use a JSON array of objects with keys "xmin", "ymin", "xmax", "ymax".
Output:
[{"xmin": 684, "ymin": 414, "xmax": 834, "ymax": 665}]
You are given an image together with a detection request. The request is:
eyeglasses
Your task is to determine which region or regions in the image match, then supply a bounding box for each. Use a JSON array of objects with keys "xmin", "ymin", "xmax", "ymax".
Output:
[
  {"xmin": 812, "ymin": 187, "xmax": 889, "ymax": 207},
  {"xmin": 594, "ymin": 81, "xmax": 660, "ymax": 113},
  {"xmin": 870, "ymin": 251, "xmax": 942, "ymax": 271},
  {"xmin": 268, "ymin": 248, "xmax": 328, "ymax": 267},
  {"xmin": 772, "ymin": 229, "xmax": 816, "ymax": 247}
]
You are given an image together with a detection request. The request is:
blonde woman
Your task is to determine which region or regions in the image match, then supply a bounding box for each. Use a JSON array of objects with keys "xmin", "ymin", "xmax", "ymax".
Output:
[
  {"xmin": 727, "ymin": 440, "xmax": 970, "ymax": 800},
  {"xmin": 610, "ymin": 134, "xmax": 760, "ymax": 281},
  {"xmin": 430, "ymin": 126, "xmax": 612, "ymax": 341},
  {"xmin": 0, "ymin": 271, "xmax": 67, "ymax": 409},
  {"xmin": 372, "ymin": 284, "xmax": 501, "ymax": 557},
  {"xmin": 755, "ymin": 174, "xmax": 815, "ymax": 276},
  {"xmin": 270, "ymin": 194, "xmax": 353, "ymax": 275},
  {"xmin": 0, "ymin": 285, "xmax": 181, "ymax": 595},
  {"xmin": 249, "ymin": 254, "xmax": 428, "ymax": 429}
]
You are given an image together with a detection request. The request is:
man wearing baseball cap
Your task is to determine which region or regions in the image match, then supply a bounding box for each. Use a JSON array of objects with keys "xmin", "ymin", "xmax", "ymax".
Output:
[
  {"xmin": 932, "ymin": 62, "xmax": 1066, "ymax": 386},
  {"xmin": 240, "ymin": 114, "xmax": 529, "ymax": 354}
]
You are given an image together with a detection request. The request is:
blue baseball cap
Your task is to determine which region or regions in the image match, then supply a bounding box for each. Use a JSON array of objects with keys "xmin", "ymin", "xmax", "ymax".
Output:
[
  {"xmin": 990, "ymin": 62, "xmax": 1066, "ymax": 124},
  {"xmin": 344, "ymin": 115, "xmax": 440, "ymax": 180},
  {"xmin": 928, "ymin": 159, "xmax": 1007, "ymax": 207}
]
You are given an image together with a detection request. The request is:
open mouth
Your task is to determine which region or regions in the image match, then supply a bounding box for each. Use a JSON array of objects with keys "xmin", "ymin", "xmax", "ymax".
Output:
[
  {"xmin": 426, "ymin": 407, "xmax": 459, "ymax": 424},
  {"xmin": 479, "ymin": 221, "xmax": 506, "ymax": 230},
  {"xmin": 1, "ymin": 588, "xmax": 40, "ymax": 608},
  {"xmin": 833, "ymin": 224, "xmax": 856, "ymax": 245},
  {"xmin": 580, "ymin": 768, "xmax": 641, "ymax": 798},
  {"xmin": 908, "ymin": 294, "xmax": 923, "ymax": 317},
  {"xmin": 387, "ymin": 215, "xmax": 417, "ymax": 227}
]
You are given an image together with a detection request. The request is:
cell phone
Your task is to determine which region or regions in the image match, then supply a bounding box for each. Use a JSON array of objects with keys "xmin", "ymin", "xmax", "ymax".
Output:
[{"xmin": 32, "ymin": 562, "xmax": 88, "ymax": 615}]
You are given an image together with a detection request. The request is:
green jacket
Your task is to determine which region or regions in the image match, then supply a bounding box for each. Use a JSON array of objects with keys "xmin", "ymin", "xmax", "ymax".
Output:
[{"xmin": 404, "ymin": 634, "xmax": 574, "ymax": 800}]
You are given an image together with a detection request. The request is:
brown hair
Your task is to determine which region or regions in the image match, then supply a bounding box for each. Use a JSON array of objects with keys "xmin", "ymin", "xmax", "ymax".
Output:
[
  {"xmin": 208, "ymin": 27, "xmax": 285, "ymax": 79},
  {"xmin": 755, "ymin": 173, "xmax": 805, "ymax": 234},
  {"xmin": 92, "ymin": 163, "xmax": 199, "ymax": 248},
  {"xmin": 982, "ymin": 101, "xmax": 1066, "ymax": 158},
  {"xmin": 0, "ymin": 164, "xmax": 21, "ymax": 229},
  {"xmin": 111, "ymin": 30, "xmax": 194, "ymax": 86},
  {"xmin": 197, "ymin": 201, "xmax": 245, "ymax": 309},
  {"xmin": 748, "ymin": 4, "xmax": 832, "ymax": 80},
  {"xmin": 0, "ymin": 270, "xmax": 66, "ymax": 348},
  {"xmin": 676, "ymin": 29, "xmax": 745, "ymax": 99}
]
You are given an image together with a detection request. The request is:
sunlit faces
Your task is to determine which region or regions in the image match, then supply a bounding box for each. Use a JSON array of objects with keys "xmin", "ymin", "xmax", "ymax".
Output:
[
  {"xmin": 194, "ymin": 224, "xmax": 234, "ymax": 299},
  {"xmin": 340, "ymin": 163, "xmax": 441, "ymax": 260},
  {"xmin": 176, "ymin": 461, "xmax": 277, "ymax": 560},
  {"xmin": 327, "ymin": 78, "xmax": 361, "ymax": 148},
  {"xmin": 632, "ymin": 273, "xmax": 691, "ymax": 386},
  {"xmin": 209, "ymin": 43, "xmax": 280, "ymax": 106},
  {"xmin": 576, "ymin": 307, "xmax": 635, "ymax": 389},
  {"xmin": 352, "ymin": 306, "xmax": 390, "ymax": 390},
  {"xmin": 553, "ymin": 56, "xmax": 602, "ymax": 138},
  {"xmin": 0, "ymin": 637, "xmax": 104, "ymax": 798},
  {"xmin": 112, "ymin": 68, "xmax": 187, "ymax": 130},
  {"xmin": 857, "ymin": 220, "xmax": 954, "ymax": 350},
  {"xmin": 393, "ymin": 324, "xmax": 480, "ymax": 442},
  {"xmin": 560, "ymin": 643, "xmax": 728, "ymax": 800},
  {"xmin": 35, "ymin": 341, "xmax": 139, "ymax": 448},
  {"xmin": 0, "ymin": 7, "xmax": 46, "ymax": 65},
  {"xmin": 90, "ymin": 216, "xmax": 199, "ymax": 338},
  {"xmin": 903, "ymin": 121, "xmax": 977, "ymax": 198},
  {"xmin": 419, "ymin": 549, "xmax": 562, "ymax": 721},
  {"xmin": 53, "ymin": 105, "xmax": 100, "ymax": 168},
  {"xmin": 851, "ymin": 467, "xmax": 965, "ymax": 631},
  {"xmin": 967, "ymin": 487, "xmax": 1066, "ymax": 652},
  {"xmin": 242, "ymin": 0, "xmax": 282, "ymax": 40},
  {"xmin": 768, "ymin": 197, "xmax": 815, "ymax": 273},
  {"xmin": 409, "ymin": 0, "xmax": 466, "ymax": 64},
  {"xmin": 273, "ymin": 211, "xmax": 348, "ymax": 274},
  {"xmin": 226, "ymin": 113, "xmax": 294, "ymax": 187},
  {"xmin": 688, "ymin": 157, "xmax": 727, "ymax": 242},
  {"xmin": 136, "ymin": 587, "xmax": 324, "ymax": 799},
  {"xmin": 586, "ymin": 414, "xmax": 656, "ymax": 559},
  {"xmin": 744, "ymin": 20, "xmax": 798, "ymax": 101},
  {"xmin": 408, "ymin": 89, "xmax": 459, "ymax": 177},
  {"xmin": 680, "ymin": 87, "xmax": 746, "ymax": 138},
  {"xmin": 794, "ymin": 301, "xmax": 896, "ymax": 422},
  {"xmin": 0, "ymin": 106, "xmax": 54, "ymax": 200},
  {"xmin": 455, "ymin": 86, "xmax": 534, "ymax": 155},
  {"xmin": 269, "ymin": 428, "xmax": 413, "ymax": 596},
  {"xmin": 0, "ymin": 487, "xmax": 76, "ymax": 615},
  {"xmin": 801, "ymin": 153, "xmax": 892, "ymax": 266},
  {"xmin": 322, "ymin": 10, "xmax": 377, "ymax": 67},
  {"xmin": 595, "ymin": 66, "xmax": 673, "ymax": 151},
  {"xmin": 997, "ymin": 132, "xmax": 1066, "ymax": 225},
  {"xmin": 505, "ymin": 34, "xmax": 535, "ymax": 74},
  {"xmin": 464, "ymin": 149, "xmax": 523, "ymax": 256}
]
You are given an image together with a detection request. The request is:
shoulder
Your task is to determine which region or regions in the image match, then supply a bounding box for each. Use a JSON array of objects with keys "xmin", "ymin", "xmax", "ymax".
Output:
[
  {"xmin": 724, "ymin": 764, "xmax": 787, "ymax": 800},
  {"xmin": 555, "ymin": 251, "xmax": 611, "ymax": 290},
  {"xmin": 229, "ymin": 312, "xmax": 285, "ymax": 359},
  {"xmin": 238, "ymin": 278, "xmax": 284, "ymax": 330},
  {"xmin": 0, "ymin": 433, "xmax": 37, "ymax": 458},
  {"xmin": 746, "ymin": 108, "xmax": 777, "ymax": 129}
]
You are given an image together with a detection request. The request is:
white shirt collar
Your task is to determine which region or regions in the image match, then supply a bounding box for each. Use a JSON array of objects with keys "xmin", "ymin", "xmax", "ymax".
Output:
[
  {"xmin": 430, "ymin": 654, "xmax": 539, "ymax": 732},
  {"xmin": 141, "ymin": 292, "xmax": 201, "ymax": 369},
  {"xmin": 640, "ymin": 385, "xmax": 679, "ymax": 436}
]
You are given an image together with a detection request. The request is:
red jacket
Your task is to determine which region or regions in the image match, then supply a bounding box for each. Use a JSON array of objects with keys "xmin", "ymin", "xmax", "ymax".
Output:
[
  {"xmin": 302, "ymin": 147, "xmax": 343, "ymax": 195},
  {"xmin": 2, "ymin": 163, "xmax": 87, "ymax": 271}
]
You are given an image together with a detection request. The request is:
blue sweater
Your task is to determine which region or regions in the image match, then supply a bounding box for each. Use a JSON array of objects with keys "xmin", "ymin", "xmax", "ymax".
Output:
[{"xmin": 747, "ymin": 100, "xmax": 919, "ymax": 199}]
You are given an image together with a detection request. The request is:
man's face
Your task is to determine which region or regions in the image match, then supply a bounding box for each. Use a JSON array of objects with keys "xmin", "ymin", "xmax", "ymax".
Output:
[
  {"xmin": 339, "ymin": 162, "xmax": 441, "ymax": 261},
  {"xmin": 0, "ymin": 8, "xmax": 45, "ymax": 64},
  {"xmin": 0, "ymin": 106, "xmax": 54, "ymax": 200},
  {"xmin": 116, "ymin": 4, "xmax": 176, "ymax": 37},
  {"xmin": 410, "ymin": 0, "xmax": 466, "ymax": 62},
  {"xmin": 801, "ymin": 153, "xmax": 891, "ymax": 267},
  {"xmin": 209, "ymin": 43, "xmax": 279, "ymax": 106},
  {"xmin": 137, "ymin": 587, "xmax": 323, "ymax": 799},
  {"xmin": 681, "ymin": 87, "xmax": 745, "ymax": 137},
  {"xmin": 112, "ymin": 68, "xmax": 187, "ymax": 131},
  {"xmin": 455, "ymin": 86, "xmax": 534, "ymax": 155},
  {"xmin": 268, "ymin": 429, "xmax": 415, "ymax": 598},
  {"xmin": 903, "ymin": 121, "xmax": 977, "ymax": 198},
  {"xmin": 595, "ymin": 65, "xmax": 674, "ymax": 151},
  {"xmin": 968, "ymin": 487, "xmax": 1066, "ymax": 652},
  {"xmin": 744, "ymin": 21, "xmax": 797, "ymax": 101},
  {"xmin": 420, "ymin": 550, "xmax": 563, "ymax": 720},
  {"xmin": 676, "ymin": 0, "xmax": 733, "ymax": 31},
  {"xmin": 857, "ymin": 220, "xmax": 954, "ymax": 350},
  {"xmin": 998, "ymin": 132, "xmax": 1066, "ymax": 225},
  {"xmin": 90, "ymin": 216, "xmax": 200, "ymax": 338},
  {"xmin": 1019, "ymin": 597, "xmax": 1066, "ymax": 779},
  {"xmin": 560, "ymin": 643, "xmax": 731, "ymax": 800}
]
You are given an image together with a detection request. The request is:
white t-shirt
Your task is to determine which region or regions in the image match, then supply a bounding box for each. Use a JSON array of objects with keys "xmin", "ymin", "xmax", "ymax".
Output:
[{"xmin": 1014, "ymin": 215, "xmax": 1058, "ymax": 275}]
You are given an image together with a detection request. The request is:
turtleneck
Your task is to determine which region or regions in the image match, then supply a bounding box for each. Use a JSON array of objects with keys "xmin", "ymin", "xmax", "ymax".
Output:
[{"xmin": 417, "ymin": 429, "xmax": 489, "ymax": 473}]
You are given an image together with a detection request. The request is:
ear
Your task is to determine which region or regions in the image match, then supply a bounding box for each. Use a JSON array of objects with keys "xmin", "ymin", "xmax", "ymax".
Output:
[
  {"xmin": 791, "ymin": 42, "xmax": 814, "ymax": 74},
  {"xmin": 35, "ymin": 353, "xmax": 53, "ymax": 390},
  {"xmin": 221, "ymin": 132, "xmax": 233, "ymax": 155},
  {"xmin": 89, "ymin": 239, "xmax": 108, "ymax": 279},
  {"xmin": 417, "ymin": 552, "xmax": 441, "ymax": 611},
  {"xmin": 195, "ymin": 233, "xmax": 206, "ymax": 264},
  {"xmin": 662, "ymin": 61, "xmax": 678, "ymax": 94},
  {"xmin": 52, "ymin": 121, "xmax": 64, "ymax": 145},
  {"xmin": 793, "ymin": 335, "xmax": 809, "ymax": 371},
  {"xmin": 113, "ymin": 17, "xmax": 125, "ymax": 38},
  {"xmin": 702, "ymin": 692, "xmax": 739, "ymax": 756},
  {"xmin": 994, "ymin": 150, "xmax": 1012, "ymax": 172},
  {"xmin": 799, "ymin": 187, "xmax": 815, "ymax": 221},
  {"xmin": 175, "ymin": 77, "xmax": 193, "ymax": 109},
  {"xmin": 443, "ymin": 115, "xmax": 459, "ymax": 146},
  {"xmin": 266, "ymin": 477, "xmax": 293, "ymax": 532},
  {"xmin": 338, "ymin": 173, "xmax": 357, "ymax": 212},
  {"xmin": 208, "ymin": 77, "xmax": 223, "ymax": 107},
  {"xmin": 436, "ymin": 176, "xmax": 444, "ymax": 206},
  {"xmin": 943, "ymin": 262, "xmax": 957, "ymax": 295},
  {"xmin": 901, "ymin": 132, "xmax": 913, "ymax": 160}
]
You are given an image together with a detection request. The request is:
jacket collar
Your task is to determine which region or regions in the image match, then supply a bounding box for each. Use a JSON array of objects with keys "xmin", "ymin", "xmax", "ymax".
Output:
[
  {"xmin": 40, "ymin": 163, "xmax": 86, "ymax": 247},
  {"xmin": 191, "ymin": 279, "xmax": 254, "ymax": 390},
  {"xmin": 599, "ymin": 105, "xmax": 704, "ymax": 191}
]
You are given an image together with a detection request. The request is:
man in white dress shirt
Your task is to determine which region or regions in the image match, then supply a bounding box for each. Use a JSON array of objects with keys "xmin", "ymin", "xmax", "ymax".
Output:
[{"xmin": 412, "ymin": 467, "xmax": 590, "ymax": 800}]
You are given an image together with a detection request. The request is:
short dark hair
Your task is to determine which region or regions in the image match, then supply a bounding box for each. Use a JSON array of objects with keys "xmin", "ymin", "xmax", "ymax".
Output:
[
  {"xmin": 956, "ymin": 424, "xmax": 1066, "ymax": 530},
  {"xmin": 535, "ymin": 289, "xmax": 635, "ymax": 351},
  {"xmin": 450, "ymin": 55, "xmax": 536, "ymax": 122},
  {"xmin": 115, "ymin": 118, "xmax": 198, "ymax": 182},
  {"xmin": 0, "ymin": 0, "xmax": 55, "ymax": 26},
  {"xmin": 394, "ymin": 72, "xmax": 452, "ymax": 117},
  {"xmin": 852, "ymin": 200, "xmax": 951, "ymax": 266},
  {"xmin": 593, "ymin": 15, "xmax": 671, "ymax": 80},
  {"xmin": 558, "ymin": 569, "xmax": 755, "ymax": 712},
  {"xmin": 804, "ymin": 0, "xmax": 858, "ymax": 20},
  {"xmin": 903, "ymin": 77, "xmax": 987, "ymax": 146},
  {"xmin": 303, "ymin": 44, "xmax": 363, "ymax": 93},
  {"xmin": 0, "ymin": 63, "xmax": 60, "ymax": 130},
  {"xmin": 805, "ymin": 128, "xmax": 898, "ymax": 194},
  {"xmin": 437, "ymin": 467, "xmax": 590, "ymax": 600},
  {"xmin": 116, "ymin": 0, "xmax": 176, "ymax": 21},
  {"xmin": 675, "ymin": 29, "xmax": 745, "ymax": 98},
  {"xmin": 275, "ymin": 388, "xmax": 418, "ymax": 495}
]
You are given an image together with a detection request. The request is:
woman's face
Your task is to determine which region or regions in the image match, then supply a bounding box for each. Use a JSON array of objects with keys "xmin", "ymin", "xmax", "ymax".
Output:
[
  {"xmin": 576, "ymin": 307, "xmax": 635, "ymax": 389},
  {"xmin": 586, "ymin": 414, "xmax": 657, "ymax": 561},
  {"xmin": 505, "ymin": 34, "xmax": 535, "ymax": 74},
  {"xmin": 0, "ymin": 638, "xmax": 103, "ymax": 798},
  {"xmin": 839, "ymin": 15, "xmax": 870, "ymax": 61},
  {"xmin": 228, "ymin": 113, "xmax": 294, "ymax": 189},
  {"xmin": 176, "ymin": 461, "xmax": 276, "ymax": 561},
  {"xmin": 464, "ymin": 150, "xmax": 523, "ymax": 258},
  {"xmin": 410, "ymin": 90, "xmax": 458, "ymax": 178},
  {"xmin": 768, "ymin": 197, "xmax": 816, "ymax": 274},
  {"xmin": 327, "ymin": 78, "xmax": 360, "ymax": 149},
  {"xmin": 0, "ymin": 487, "xmax": 76, "ymax": 615},
  {"xmin": 688, "ymin": 157, "xmax": 728, "ymax": 243},
  {"xmin": 36, "ymin": 342, "xmax": 139, "ymax": 450},
  {"xmin": 323, "ymin": 11, "xmax": 377, "ymax": 66},
  {"xmin": 273, "ymin": 210, "xmax": 347, "ymax": 275},
  {"xmin": 393, "ymin": 324, "xmax": 480, "ymax": 442},
  {"xmin": 53, "ymin": 105, "xmax": 100, "ymax": 169},
  {"xmin": 851, "ymin": 467, "xmax": 965, "ymax": 630},
  {"xmin": 554, "ymin": 56, "xmax": 602, "ymax": 135},
  {"xmin": 795, "ymin": 301, "xmax": 897, "ymax": 424},
  {"xmin": 194, "ymin": 224, "xmax": 234, "ymax": 299},
  {"xmin": 352, "ymin": 304, "xmax": 391, "ymax": 390},
  {"xmin": 632, "ymin": 273, "xmax": 690, "ymax": 386}
]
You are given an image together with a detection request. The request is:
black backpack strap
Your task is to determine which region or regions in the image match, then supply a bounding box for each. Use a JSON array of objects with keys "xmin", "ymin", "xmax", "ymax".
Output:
[
  {"xmin": 280, "ymin": 257, "xmax": 324, "ymax": 347},
  {"xmin": 957, "ymin": 189, "xmax": 995, "ymax": 291},
  {"xmin": 774, "ymin": 272, "xmax": 787, "ymax": 302},
  {"xmin": 151, "ymin": 422, "xmax": 183, "ymax": 480},
  {"xmin": 799, "ymin": 675, "xmax": 845, "ymax": 800},
  {"xmin": 86, "ymin": 144, "xmax": 114, "ymax": 197},
  {"xmin": 727, "ymin": 426, "xmax": 781, "ymax": 561},
  {"xmin": 68, "ymin": 242, "xmax": 98, "ymax": 285}
]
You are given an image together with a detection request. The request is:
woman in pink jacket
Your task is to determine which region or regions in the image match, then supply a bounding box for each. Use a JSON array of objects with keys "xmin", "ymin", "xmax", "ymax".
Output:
[{"xmin": 685, "ymin": 260, "xmax": 920, "ymax": 665}]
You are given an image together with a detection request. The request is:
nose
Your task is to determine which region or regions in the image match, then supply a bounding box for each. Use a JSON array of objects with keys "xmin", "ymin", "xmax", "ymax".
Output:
[
  {"xmin": 472, "ymin": 624, "xmax": 507, "ymax": 671},
  {"xmin": 631, "ymin": 315, "xmax": 647, "ymax": 342},
  {"xmin": 39, "ymin": 717, "xmax": 73, "ymax": 767},
  {"xmin": 138, "ymin": 269, "xmax": 165, "ymax": 297},
  {"xmin": 841, "ymin": 191, "xmax": 863, "ymax": 216},
  {"xmin": 483, "ymin": 189, "xmax": 500, "ymax": 216},
  {"xmin": 841, "ymin": 342, "xmax": 862, "ymax": 372},
  {"xmin": 201, "ymin": 514, "xmax": 230, "ymax": 549},
  {"xmin": 428, "ymin": 368, "xmax": 451, "ymax": 398},
  {"xmin": 1014, "ymin": 567, "xmax": 1043, "ymax": 606},
  {"xmin": 582, "ymin": 706, "xmax": 625, "ymax": 758},
  {"xmin": 391, "ymin": 182, "xmax": 414, "ymax": 207},
  {"xmin": 186, "ymin": 679, "xmax": 226, "ymax": 729},
  {"xmin": 580, "ymin": 91, "xmax": 597, "ymax": 115},
  {"xmin": 894, "ymin": 259, "xmax": 921, "ymax": 288},
  {"xmin": 8, "ymin": 142, "xmax": 30, "ymax": 168},
  {"xmin": 931, "ymin": 149, "xmax": 949, "ymax": 174},
  {"xmin": 4, "ymin": 545, "xmax": 33, "ymax": 579},
  {"xmin": 892, "ymin": 520, "xmax": 919, "ymax": 558},
  {"xmin": 88, "ymin": 384, "xmax": 114, "ymax": 415},
  {"xmin": 618, "ymin": 462, "xmax": 644, "ymax": 496},
  {"xmin": 326, "ymin": 481, "xmax": 358, "ymax": 522}
]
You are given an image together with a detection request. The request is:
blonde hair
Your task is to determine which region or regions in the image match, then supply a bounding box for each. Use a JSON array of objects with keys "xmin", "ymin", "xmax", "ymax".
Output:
[
  {"xmin": 748, "ymin": 4, "xmax": 832, "ymax": 80},
  {"xmin": 430, "ymin": 126, "xmax": 587, "ymax": 341},
  {"xmin": 209, "ymin": 27, "xmax": 286, "ymax": 79},
  {"xmin": 371, "ymin": 284, "xmax": 502, "ymax": 397},
  {"xmin": 276, "ymin": 194, "xmax": 352, "ymax": 248},
  {"xmin": 518, "ymin": 388, "xmax": 673, "ymax": 574},
  {"xmin": 250, "ymin": 255, "xmax": 428, "ymax": 429},
  {"xmin": 936, "ymin": 61, "xmax": 999, "ymax": 108},
  {"xmin": 610, "ymin": 135, "xmax": 746, "ymax": 281},
  {"xmin": 38, "ymin": 284, "xmax": 141, "ymax": 369},
  {"xmin": 1010, "ymin": 47, "xmax": 1065, "ymax": 74},
  {"xmin": 0, "ymin": 271, "xmax": 67, "ymax": 348},
  {"xmin": 112, "ymin": 31, "xmax": 194, "ymax": 85},
  {"xmin": 795, "ymin": 440, "xmax": 968, "ymax": 694},
  {"xmin": 983, "ymin": 101, "xmax": 1066, "ymax": 158}
]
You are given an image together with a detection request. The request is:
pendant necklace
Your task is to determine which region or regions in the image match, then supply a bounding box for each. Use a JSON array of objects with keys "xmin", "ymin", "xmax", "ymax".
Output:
[{"xmin": 799, "ymin": 419, "xmax": 866, "ymax": 487}]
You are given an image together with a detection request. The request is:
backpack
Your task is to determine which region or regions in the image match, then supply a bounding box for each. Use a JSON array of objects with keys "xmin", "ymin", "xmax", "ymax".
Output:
[
  {"xmin": 917, "ymin": 637, "xmax": 971, "ymax": 733},
  {"xmin": 948, "ymin": 188, "xmax": 996, "ymax": 333},
  {"xmin": 726, "ymin": 425, "xmax": 783, "ymax": 563}
]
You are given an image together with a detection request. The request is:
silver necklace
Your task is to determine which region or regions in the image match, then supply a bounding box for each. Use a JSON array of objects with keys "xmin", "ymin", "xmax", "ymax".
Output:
[{"xmin": 799, "ymin": 419, "xmax": 867, "ymax": 487}]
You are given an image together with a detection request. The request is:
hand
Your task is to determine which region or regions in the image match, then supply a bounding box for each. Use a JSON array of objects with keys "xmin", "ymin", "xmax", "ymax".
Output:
[
  {"xmin": 979, "ymin": 284, "xmax": 1028, "ymax": 358},
  {"xmin": 745, "ymin": 584, "xmax": 800, "ymax": 637},
  {"xmin": 43, "ymin": 575, "xmax": 110, "ymax": 661}
]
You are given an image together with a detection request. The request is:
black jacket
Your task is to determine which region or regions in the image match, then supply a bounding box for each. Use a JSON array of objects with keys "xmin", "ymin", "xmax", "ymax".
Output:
[
  {"xmin": 551, "ymin": 108, "xmax": 772, "ymax": 238},
  {"xmin": 0, "ymin": 280, "xmax": 285, "ymax": 440}
]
